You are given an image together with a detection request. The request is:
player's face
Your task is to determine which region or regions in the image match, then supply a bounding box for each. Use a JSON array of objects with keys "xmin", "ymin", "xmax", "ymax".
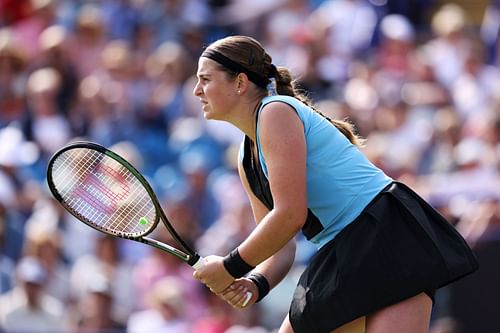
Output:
[{"xmin": 193, "ymin": 57, "xmax": 238, "ymax": 120}]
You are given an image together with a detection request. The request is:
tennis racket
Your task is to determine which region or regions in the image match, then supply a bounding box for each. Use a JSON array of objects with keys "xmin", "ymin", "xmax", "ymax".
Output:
[{"xmin": 46, "ymin": 141, "xmax": 205, "ymax": 269}]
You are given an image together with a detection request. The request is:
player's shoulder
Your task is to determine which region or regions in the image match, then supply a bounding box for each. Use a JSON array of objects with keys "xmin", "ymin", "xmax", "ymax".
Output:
[
  {"xmin": 258, "ymin": 97, "xmax": 304, "ymax": 136},
  {"xmin": 260, "ymin": 100, "xmax": 298, "ymax": 124},
  {"xmin": 260, "ymin": 95, "xmax": 301, "ymax": 114}
]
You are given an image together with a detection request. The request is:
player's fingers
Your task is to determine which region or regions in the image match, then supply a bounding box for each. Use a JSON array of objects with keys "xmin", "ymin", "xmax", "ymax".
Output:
[
  {"xmin": 221, "ymin": 290, "xmax": 236, "ymax": 300},
  {"xmin": 231, "ymin": 291, "xmax": 252, "ymax": 309},
  {"xmin": 221, "ymin": 285, "xmax": 244, "ymax": 301},
  {"xmin": 192, "ymin": 271, "xmax": 206, "ymax": 285},
  {"xmin": 228, "ymin": 290, "xmax": 252, "ymax": 309}
]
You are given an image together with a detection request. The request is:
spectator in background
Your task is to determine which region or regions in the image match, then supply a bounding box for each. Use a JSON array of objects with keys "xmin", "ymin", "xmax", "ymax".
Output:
[
  {"xmin": 422, "ymin": 3, "xmax": 471, "ymax": 88},
  {"xmin": 0, "ymin": 27, "xmax": 27, "ymax": 127},
  {"xmin": 74, "ymin": 73, "xmax": 119, "ymax": 145},
  {"xmin": 136, "ymin": 0, "xmax": 210, "ymax": 47},
  {"xmin": 70, "ymin": 273, "xmax": 126, "ymax": 333},
  {"xmin": 95, "ymin": 39, "xmax": 136, "ymax": 134},
  {"xmin": 372, "ymin": 14, "xmax": 416, "ymax": 106},
  {"xmin": 196, "ymin": 172, "xmax": 254, "ymax": 256},
  {"xmin": 0, "ymin": 124, "xmax": 40, "ymax": 260},
  {"xmin": 143, "ymin": 41, "xmax": 192, "ymax": 129},
  {"xmin": 449, "ymin": 39, "xmax": 500, "ymax": 133},
  {"xmin": 178, "ymin": 146, "xmax": 221, "ymax": 230},
  {"xmin": 480, "ymin": 0, "xmax": 499, "ymax": 66},
  {"xmin": 131, "ymin": 227, "xmax": 207, "ymax": 320},
  {"xmin": 0, "ymin": 200, "xmax": 15, "ymax": 294},
  {"xmin": 0, "ymin": 256, "xmax": 65, "ymax": 332},
  {"xmin": 69, "ymin": 234, "xmax": 135, "ymax": 324},
  {"xmin": 33, "ymin": 24, "xmax": 79, "ymax": 117},
  {"xmin": 447, "ymin": 198, "xmax": 500, "ymax": 333},
  {"xmin": 132, "ymin": 41, "xmax": 192, "ymax": 172},
  {"xmin": 70, "ymin": 4, "xmax": 107, "ymax": 79},
  {"xmin": 23, "ymin": 67, "xmax": 71, "ymax": 165},
  {"xmin": 22, "ymin": 211, "xmax": 70, "ymax": 303},
  {"xmin": 308, "ymin": 0, "xmax": 378, "ymax": 83},
  {"xmin": 100, "ymin": 0, "xmax": 139, "ymax": 42},
  {"xmin": 192, "ymin": 287, "xmax": 267, "ymax": 333},
  {"xmin": 8, "ymin": 0, "xmax": 58, "ymax": 59},
  {"xmin": 260, "ymin": 0, "xmax": 313, "ymax": 81},
  {"xmin": 127, "ymin": 276, "xmax": 192, "ymax": 333}
]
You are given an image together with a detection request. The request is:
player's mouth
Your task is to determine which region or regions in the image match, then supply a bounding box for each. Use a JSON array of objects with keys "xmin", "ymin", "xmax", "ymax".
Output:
[{"xmin": 200, "ymin": 100, "xmax": 209, "ymax": 111}]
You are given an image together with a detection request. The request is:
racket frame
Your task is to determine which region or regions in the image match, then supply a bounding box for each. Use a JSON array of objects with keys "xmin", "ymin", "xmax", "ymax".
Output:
[{"xmin": 47, "ymin": 141, "xmax": 202, "ymax": 268}]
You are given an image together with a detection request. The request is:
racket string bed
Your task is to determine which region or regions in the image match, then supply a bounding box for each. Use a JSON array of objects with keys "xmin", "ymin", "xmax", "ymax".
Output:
[
  {"xmin": 53, "ymin": 148, "xmax": 156, "ymax": 236},
  {"xmin": 55, "ymin": 150, "xmax": 110, "ymax": 223},
  {"xmin": 111, "ymin": 168, "xmax": 156, "ymax": 233},
  {"xmin": 109, "ymin": 169, "xmax": 157, "ymax": 234},
  {"xmin": 55, "ymin": 148, "xmax": 96, "ymax": 197}
]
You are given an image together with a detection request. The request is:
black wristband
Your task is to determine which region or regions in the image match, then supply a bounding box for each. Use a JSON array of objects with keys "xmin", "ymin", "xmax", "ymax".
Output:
[
  {"xmin": 247, "ymin": 272, "xmax": 270, "ymax": 303},
  {"xmin": 223, "ymin": 248, "xmax": 255, "ymax": 278}
]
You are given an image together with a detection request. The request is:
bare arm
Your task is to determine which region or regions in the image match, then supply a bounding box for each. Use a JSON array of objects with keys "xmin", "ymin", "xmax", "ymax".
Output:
[
  {"xmin": 237, "ymin": 101, "xmax": 307, "ymax": 268},
  {"xmin": 237, "ymin": 155, "xmax": 296, "ymax": 290},
  {"xmin": 220, "ymin": 115, "xmax": 300, "ymax": 307}
]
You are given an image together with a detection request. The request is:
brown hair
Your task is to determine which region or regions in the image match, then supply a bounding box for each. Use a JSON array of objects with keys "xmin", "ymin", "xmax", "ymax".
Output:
[{"xmin": 204, "ymin": 36, "xmax": 364, "ymax": 147}]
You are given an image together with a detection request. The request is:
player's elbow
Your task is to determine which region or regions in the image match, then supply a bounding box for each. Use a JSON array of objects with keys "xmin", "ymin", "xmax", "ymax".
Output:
[{"xmin": 275, "ymin": 203, "xmax": 308, "ymax": 234}]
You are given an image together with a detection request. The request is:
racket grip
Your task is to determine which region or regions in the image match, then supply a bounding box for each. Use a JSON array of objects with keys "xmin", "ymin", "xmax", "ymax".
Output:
[{"xmin": 192, "ymin": 256, "xmax": 204, "ymax": 270}]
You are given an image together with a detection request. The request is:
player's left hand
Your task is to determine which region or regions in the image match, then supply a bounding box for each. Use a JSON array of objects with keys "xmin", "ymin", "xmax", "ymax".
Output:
[
  {"xmin": 221, "ymin": 278, "xmax": 256, "ymax": 309},
  {"xmin": 193, "ymin": 255, "xmax": 234, "ymax": 294}
]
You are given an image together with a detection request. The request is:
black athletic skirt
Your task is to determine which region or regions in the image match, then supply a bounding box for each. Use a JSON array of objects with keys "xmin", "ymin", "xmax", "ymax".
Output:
[{"xmin": 289, "ymin": 182, "xmax": 479, "ymax": 333}]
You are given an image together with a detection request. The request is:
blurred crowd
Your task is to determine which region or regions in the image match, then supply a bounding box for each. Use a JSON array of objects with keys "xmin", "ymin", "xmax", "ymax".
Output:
[{"xmin": 0, "ymin": 0, "xmax": 499, "ymax": 332}]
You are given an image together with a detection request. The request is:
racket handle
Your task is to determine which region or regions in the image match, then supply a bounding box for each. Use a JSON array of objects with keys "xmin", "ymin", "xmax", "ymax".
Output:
[{"xmin": 192, "ymin": 256, "xmax": 204, "ymax": 270}]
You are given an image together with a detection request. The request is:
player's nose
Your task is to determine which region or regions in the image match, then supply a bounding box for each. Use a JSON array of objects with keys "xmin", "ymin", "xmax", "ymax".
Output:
[{"xmin": 193, "ymin": 81, "xmax": 202, "ymax": 97}]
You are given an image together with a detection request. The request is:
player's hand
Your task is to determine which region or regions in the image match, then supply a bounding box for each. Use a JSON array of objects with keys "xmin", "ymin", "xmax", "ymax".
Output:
[
  {"xmin": 193, "ymin": 255, "xmax": 234, "ymax": 294},
  {"xmin": 221, "ymin": 278, "xmax": 257, "ymax": 309}
]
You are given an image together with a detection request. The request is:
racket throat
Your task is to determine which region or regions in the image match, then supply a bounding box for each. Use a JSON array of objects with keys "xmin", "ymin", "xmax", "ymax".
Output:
[{"xmin": 140, "ymin": 236, "xmax": 193, "ymax": 262}]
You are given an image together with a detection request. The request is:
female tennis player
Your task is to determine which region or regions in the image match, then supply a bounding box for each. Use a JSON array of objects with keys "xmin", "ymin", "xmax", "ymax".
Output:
[{"xmin": 192, "ymin": 35, "xmax": 478, "ymax": 333}]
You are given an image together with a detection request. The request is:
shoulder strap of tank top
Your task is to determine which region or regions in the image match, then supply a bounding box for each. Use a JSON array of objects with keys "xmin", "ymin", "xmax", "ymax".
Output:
[{"xmin": 242, "ymin": 105, "xmax": 274, "ymax": 210}]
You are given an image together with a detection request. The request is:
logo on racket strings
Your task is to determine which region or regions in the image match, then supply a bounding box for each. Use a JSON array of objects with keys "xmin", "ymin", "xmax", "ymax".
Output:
[{"xmin": 73, "ymin": 164, "xmax": 129, "ymax": 214}]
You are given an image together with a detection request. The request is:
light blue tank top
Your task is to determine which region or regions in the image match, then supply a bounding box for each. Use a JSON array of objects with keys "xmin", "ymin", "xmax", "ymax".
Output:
[{"xmin": 245, "ymin": 95, "xmax": 392, "ymax": 249}]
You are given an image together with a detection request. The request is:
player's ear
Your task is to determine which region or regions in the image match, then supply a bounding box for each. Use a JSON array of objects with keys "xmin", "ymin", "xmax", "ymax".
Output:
[{"xmin": 236, "ymin": 73, "xmax": 250, "ymax": 94}]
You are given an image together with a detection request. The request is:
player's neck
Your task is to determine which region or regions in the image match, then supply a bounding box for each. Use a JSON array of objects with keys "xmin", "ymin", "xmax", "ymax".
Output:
[
  {"xmin": 226, "ymin": 92, "xmax": 262, "ymax": 141},
  {"xmin": 229, "ymin": 96, "xmax": 263, "ymax": 141}
]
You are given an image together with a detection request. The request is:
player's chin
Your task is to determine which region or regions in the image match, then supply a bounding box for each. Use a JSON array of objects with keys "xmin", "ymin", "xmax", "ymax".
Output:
[
  {"xmin": 202, "ymin": 111, "xmax": 213, "ymax": 120},
  {"xmin": 202, "ymin": 110, "xmax": 218, "ymax": 120},
  {"xmin": 201, "ymin": 105, "xmax": 212, "ymax": 118}
]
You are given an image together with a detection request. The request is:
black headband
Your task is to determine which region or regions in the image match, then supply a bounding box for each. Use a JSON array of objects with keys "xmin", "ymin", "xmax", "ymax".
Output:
[{"xmin": 202, "ymin": 49, "xmax": 270, "ymax": 89}]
